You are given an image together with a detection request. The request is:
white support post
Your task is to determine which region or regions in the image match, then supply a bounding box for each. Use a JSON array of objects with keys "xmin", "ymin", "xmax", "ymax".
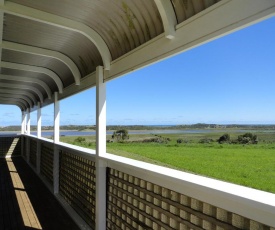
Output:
[
  {"xmin": 54, "ymin": 92, "xmax": 60, "ymax": 143},
  {"xmin": 26, "ymin": 108, "xmax": 30, "ymax": 162},
  {"xmin": 27, "ymin": 108, "xmax": 30, "ymax": 135},
  {"xmin": 37, "ymin": 103, "xmax": 42, "ymax": 174},
  {"xmin": 21, "ymin": 111, "xmax": 26, "ymax": 134},
  {"xmin": 95, "ymin": 66, "xmax": 107, "ymax": 230},
  {"xmin": 37, "ymin": 102, "xmax": 42, "ymax": 138},
  {"xmin": 53, "ymin": 92, "xmax": 60, "ymax": 194},
  {"xmin": 21, "ymin": 111, "xmax": 26, "ymax": 157}
]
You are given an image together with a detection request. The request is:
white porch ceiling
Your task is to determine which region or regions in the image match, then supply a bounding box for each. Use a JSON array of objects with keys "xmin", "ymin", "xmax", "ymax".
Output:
[{"xmin": 0, "ymin": 0, "xmax": 274, "ymax": 112}]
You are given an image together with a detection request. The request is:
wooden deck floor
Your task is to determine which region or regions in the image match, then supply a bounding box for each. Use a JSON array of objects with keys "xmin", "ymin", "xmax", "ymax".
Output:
[{"xmin": 0, "ymin": 157, "xmax": 80, "ymax": 230}]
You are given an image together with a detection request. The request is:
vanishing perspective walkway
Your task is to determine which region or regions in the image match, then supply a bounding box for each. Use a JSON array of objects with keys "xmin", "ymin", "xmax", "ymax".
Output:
[{"xmin": 0, "ymin": 157, "xmax": 80, "ymax": 230}]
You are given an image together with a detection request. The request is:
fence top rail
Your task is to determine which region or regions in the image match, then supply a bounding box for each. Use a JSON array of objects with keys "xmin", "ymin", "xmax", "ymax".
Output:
[
  {"xmin": 102, "ymin": 152, "xmax": 275, "ymax": 228},
  {"xmin": 0, "ymin": 133, "xmax": 21, "ymax": 138},
  {"xmin": 56, "ymin": 142, "xmax": 96, "ymax": 161}
]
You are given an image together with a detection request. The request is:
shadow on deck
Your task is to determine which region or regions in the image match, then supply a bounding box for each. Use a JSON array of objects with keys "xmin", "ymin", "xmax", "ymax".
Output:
[{"xmin": 0, "ymin": 157, "xmax": 80, "ymax": 230}]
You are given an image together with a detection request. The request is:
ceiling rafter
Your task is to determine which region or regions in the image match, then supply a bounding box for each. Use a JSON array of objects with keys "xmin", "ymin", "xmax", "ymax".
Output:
[
  {"xmin": 0, "ymin": 94, "xmax": 28, "ymax": 108},
  {"xmin": 0, "ymin": 74, "xmax": 52, "ymax": 99},
  {"xmin": 0, "ymin": 93, "xmax": 32, "ymax": 108},
  {"xmin": 0, "ymin": 88, "xmax": 37, "ymax": 105},
  {"xmin": 0, "ymin": 99, "xmax": 25, "ymax": 110},
  {"xmin": 0, "ymin": 82, "xmax": 44, "ymax": 103},
  {"xmin": 0, "ymin": 1, "xmax": 111, "ymax": 70},
  {"xmin": 1, "ymin": 41, "xmax": 81, "ymax": 86},
  {"xmin": 154, "ymin": 0, "xmax": 177, "ymax": 39}
]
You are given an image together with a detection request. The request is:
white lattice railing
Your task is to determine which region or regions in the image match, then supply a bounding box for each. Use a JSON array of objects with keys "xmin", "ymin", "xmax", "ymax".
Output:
[{"xmin": 17, "ymin": 135, "xmax": 275, "ymax": 229}]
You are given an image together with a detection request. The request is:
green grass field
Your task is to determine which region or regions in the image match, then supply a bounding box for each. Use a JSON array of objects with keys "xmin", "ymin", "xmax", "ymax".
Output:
[{"xmin": 60, "ymin": 131, "xmax": 275, "ymax": 193}]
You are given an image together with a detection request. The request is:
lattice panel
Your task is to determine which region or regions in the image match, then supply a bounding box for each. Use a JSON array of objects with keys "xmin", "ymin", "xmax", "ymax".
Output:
[
  {"xmin": 59, "ymin": 151, "xmax": 96, "ymax": 229},
  {"xmin": 107, "ymin": 168, "xmax": 273, "ymax": 230},
  {"xmin": 29, "ymin": 139, "xmax": 37, "ymax": 167},
  {"xmin": 40, "ymin": 144, "xmax": 53, "ymax": 186},
  {"xmin": 0, "ymin": 136, "xmax": 21, "ymax": 157}
]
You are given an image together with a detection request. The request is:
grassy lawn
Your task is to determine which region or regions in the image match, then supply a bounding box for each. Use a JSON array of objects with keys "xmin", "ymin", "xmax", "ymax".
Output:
[{"xmin": 60, "ymin": 131, "xmax": 275, "ymax": 193}]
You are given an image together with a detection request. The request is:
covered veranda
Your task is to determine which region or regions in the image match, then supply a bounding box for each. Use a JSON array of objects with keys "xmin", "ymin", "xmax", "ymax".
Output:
[{"xmin": 0, "ymin": 0, "xmax": 275, "ymax": 229}]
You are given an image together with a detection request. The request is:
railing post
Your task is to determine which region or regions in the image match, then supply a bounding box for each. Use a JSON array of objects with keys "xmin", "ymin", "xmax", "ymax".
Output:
[
  {"xmin": 21, "ymin": 111, "xmax": 26, "ymax": 157},
  {"xmin": 53, "ymin": 92, "xmax": 60, "ymax": 194},
  {"xmin": 37, "ymin": 102, "xmax": 42, "ymax": 138},
  {"xmin": 95, "ymin": 66, "xmax": 107, "ymax": 230},
  {"xmin": 21, "ymin": 111, "xmax": 26, "ymax": 134},
  {"xmin": 26, "ymin": 108, "xmax": 30, "ymax": 135},
  {"xmin": 36, "ymin": 102, "xmax": 42, "ymax": 174}
]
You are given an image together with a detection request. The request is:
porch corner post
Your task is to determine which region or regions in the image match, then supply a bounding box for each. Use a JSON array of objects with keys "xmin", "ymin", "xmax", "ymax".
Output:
[
  {"xmin": 21, "ymin": 111, "xmax": 26, "ymax": 157},
  {"xmin": 53, "ymin": 92, "xmax": 60, "ymax": 194},
  {"xmin": 37, "ymin": 102, "xmax": 42, "ymax": 174},
  {"xmin": 21, "ymin": 111, "xmax": 26, "ymax": 134},
  {"xmin": 54, "ymin": 92, "xmax": 60, "ymax": 143},
  {"xmin": 37, "ymin": 102, "xmax": 42, "ymax": 138},
  {"xmin": 26, "ymin": 108, "xmax": 30, "ymax": 162},
  {"xmin": 95, "ymin": 66, "xmax": 107, "ymax": 230},
  {"xmin": 27, "ymin": 108, "xmax": 30, "ymax": 135}
]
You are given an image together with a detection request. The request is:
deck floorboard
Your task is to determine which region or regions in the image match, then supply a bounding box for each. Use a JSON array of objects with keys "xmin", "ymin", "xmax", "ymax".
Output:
[{"xmin": 0, "ymin": 157, "xmax": 80, "ymax": 230}]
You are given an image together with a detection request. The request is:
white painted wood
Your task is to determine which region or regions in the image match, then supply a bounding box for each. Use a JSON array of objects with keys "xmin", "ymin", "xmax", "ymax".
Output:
[
  {"xmin": 0, "ymin": 74, "xmax": 52, "ymax": 99},
  {"xmin": 0, "ymin": 82, "xmax": 44, "ymax": 103},
  {"xmin": 0, "ymin": 61, "xmax": 64, "ymax": 93},
  {"xmin": 104, "ymin": 153, "xmax": 275, "ymax": 228},
  {"xmin": 21, "ymin": 111, "xmax": 26, "ymax": 134},
  {"xmin": 37, "ymin": 102, "xmax": 41, "ymax": 138},
  {"xmin": 107, "ymin": 0, "xmax": 275, "ymax": 81},
  {"xmin": 1, "ymin": 2, "xmax": 111, "ymax": 70},
  {"xmin": 0, "ymin": 93, "xmax": 32, "ymax": 108},
  {"xmin": 96, "ymin": 66, "xmax": 106, "ymax": 157},
  {"xmin": 53, "ymin": 92, "xmax": 60, "ymax": 143},
  {"xmin": 26, "ymin": 108, "xmax": 30, "ymax": 135},
  {"xmin": 0, "ymin": 88, "xmax": 37, "ymax": 105},
  {"xmin": 1, "ymin": 41, "xmax": 81, "ymax": 85},
  {"xmin": 0, "ymin": 95, "xmax": 28, "ymax": 108},
  {"xmin": 95, "ymin": 66, "xmax": 107, "ymax": 230},
  {"xmin": 53, "ymin": 91, "xmax": 60, "ymax": 194},
  {"xmin": 154, "ymin": 0, "xmax": 177, "ymax": 39},
  {"xmin": 0, "ymin": 99, "xmax": 25, "ymax": 110}
]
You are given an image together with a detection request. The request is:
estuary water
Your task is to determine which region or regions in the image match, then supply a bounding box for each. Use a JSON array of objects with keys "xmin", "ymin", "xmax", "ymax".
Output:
[{"xmin": 1, "ymin": 129, "xmax": 272, "ymax": 137}]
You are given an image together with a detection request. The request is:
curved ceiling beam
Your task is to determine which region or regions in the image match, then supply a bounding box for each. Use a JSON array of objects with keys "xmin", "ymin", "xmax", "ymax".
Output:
[
  {"xmin": 154, "ymin": 0, "xmax": 177, "ymax": 39},
  {"xmin": 1, "ymin": 1, "xmax": 111, "ymax": 70},
  {"xmin": 1, "ymin": 41, "xmax": 77, "ymax": 88},
  {"xmin": 0, "ymin": 88, "xmax": 36, "ymax": 105},
  {"xmin": 0, "ymin": 99, "xmax": 25, "ymax": 110},
  {"xmin": 0, "ymin": 74, "xmax": 52, "ymax": 99},
  {"xmin": 0, "ymin": 93, "xmax": 32, "ymax": 108},
  {"xmin": 0, "ymin": 61, "xmax": 64, "ymax": 93},
  {"xmin": 0, "ymin": 88, "xmax": 37, "ymax": 105},
  {"xmin": 0, "ymin": 94, "xmax": 29, "ymax": 108},
  {"xmin": 0, "ymin": 82, "xmax": 44, "ymax": 103}
]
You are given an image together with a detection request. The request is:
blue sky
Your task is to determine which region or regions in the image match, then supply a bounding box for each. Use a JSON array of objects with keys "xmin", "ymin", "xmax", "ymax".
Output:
[{"xmin": 1, "ymin": 16, "xmax": 275, "ymax": 126}]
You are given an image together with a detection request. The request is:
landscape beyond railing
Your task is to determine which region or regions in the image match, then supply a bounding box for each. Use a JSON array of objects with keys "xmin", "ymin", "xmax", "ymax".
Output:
[{"xmin": 16, "ymin": 135, "xmax": 275, "ymax": 229}]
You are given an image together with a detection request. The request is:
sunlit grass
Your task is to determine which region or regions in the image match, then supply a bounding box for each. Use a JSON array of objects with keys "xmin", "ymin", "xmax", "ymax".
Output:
[{"xmin": 60, "ymin": 132, "xmax": 275, "ymax": 193}]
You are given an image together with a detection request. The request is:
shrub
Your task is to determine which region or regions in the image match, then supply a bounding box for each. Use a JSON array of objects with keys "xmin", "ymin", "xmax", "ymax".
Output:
[
  {"xmin": 74, "ymin": 137, "xmax": 86, "ymax": 143},
  {"xmin": 237, "ymin": 133, "xmax": 258, "ymax": 144},
  {"xmin": 112, "ymin": 129, "xmax": 129, "ymax": 141},
  {"xmin": 218, "ymin": 133, "xmax": 230, "ymax": 144},
  {"xmin": 177, "ymin": 138, "xmax": 183, "ymax": 144}
]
